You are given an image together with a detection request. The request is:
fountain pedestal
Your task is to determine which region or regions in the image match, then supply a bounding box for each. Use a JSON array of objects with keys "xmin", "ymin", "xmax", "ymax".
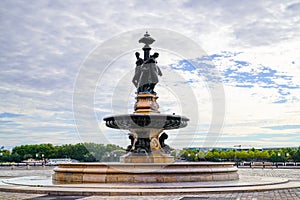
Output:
[
  {"xmin": 120, "ymin": 152, "xmax": 174, "ymax": 163},
  {"xmin": 134, "ymin": 93, "xmax": 159, "ymax": 114}
]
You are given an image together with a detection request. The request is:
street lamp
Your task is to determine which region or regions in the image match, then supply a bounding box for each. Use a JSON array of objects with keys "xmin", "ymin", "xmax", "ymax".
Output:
[
  {"xmin": 276, "ymin": 153, "xmax": 281, "ymax": 168},
  {"xmin": 187, "ymin": 153, "xmax": 191, "ymax": 161},
  {"xmin": 285, "ymin": 153, "xmax": 289, "ymax": 165},
  {"xmin": 41, "ymin": 154, "xmax": 45, "ymax": 166}
]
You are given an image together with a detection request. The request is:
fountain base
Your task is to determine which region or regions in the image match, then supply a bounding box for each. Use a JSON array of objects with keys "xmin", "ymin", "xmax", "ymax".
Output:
[
  {"xmin": 120, "ymin": 152, "xmax": 174, "ymax": 163},
  {"xmin": 52, "ymin": 162, "xmax": 239, "ymax": 184}
]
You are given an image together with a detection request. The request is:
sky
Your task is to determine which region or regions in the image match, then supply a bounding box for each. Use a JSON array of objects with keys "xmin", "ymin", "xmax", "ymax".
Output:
[{"xmin": 1, "ymin": 0, "xmax": 300, "ymax": 150}]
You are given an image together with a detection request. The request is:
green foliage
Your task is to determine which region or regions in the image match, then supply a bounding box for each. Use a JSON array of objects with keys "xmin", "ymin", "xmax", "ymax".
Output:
[
  {"xmin": 204, "ymin": 151, "xmax": 214, "ymax": 161},
  {"xmin": 3, "ymin": 144, "xmax": 300, "ymax": 163},
  {"xmin": 4, "ymin": 143, "xmax": 125, "ymax": 163},
  {"xmin": 12, "ymin": 143, "xmax": 57, "ymax": 160},
  {"xmin": 179, "ymin": 146, "xmax": 300, "ymax": 163},
  {"xmin": 180, "ymin": 149, "xmax": 206, "ymax": 161},
  {"xmin": 0, "ymin": 150, "xmax": 10, "ymax": 162},
  {"xmin": 291, "ymin": 148, "xmax": 300, "ymax": 162}
]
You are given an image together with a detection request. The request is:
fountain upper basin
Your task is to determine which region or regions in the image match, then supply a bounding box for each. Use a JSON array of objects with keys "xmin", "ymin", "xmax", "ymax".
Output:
[{"xmin": 104, "ymin": 114, "xmax": 189, "ymax": 130}]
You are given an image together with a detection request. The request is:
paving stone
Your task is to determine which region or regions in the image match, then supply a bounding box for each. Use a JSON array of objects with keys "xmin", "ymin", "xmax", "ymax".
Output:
[{"xmin": 0, "ymin": 167, "xmax": 300, "ymax": 199}]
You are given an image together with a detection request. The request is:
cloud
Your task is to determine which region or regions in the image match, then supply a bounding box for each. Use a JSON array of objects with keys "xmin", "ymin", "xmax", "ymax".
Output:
[{"xmin": 0, "ymin": 0, "xmax": 300, "ymax": 149}]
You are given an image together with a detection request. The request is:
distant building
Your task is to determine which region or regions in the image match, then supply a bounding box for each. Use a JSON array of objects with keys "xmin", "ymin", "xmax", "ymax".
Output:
[
  {"xmin": 48, "ymin": 158, "xmax": 78, "ymax": 165},
  {"xmin": 183, "ymin": 147, "xmax": 233, "ymax": 152},
  {"xmin": 184, "ymin": 146, "xmax": 298, "ymax": 152},
  {"xmin": 233, "ymin": 146, "xmax": 263, "ymax": 151}
]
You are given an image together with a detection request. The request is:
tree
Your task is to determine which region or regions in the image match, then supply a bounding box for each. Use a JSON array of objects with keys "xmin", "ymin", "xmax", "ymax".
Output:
[
  {"xmin": 260, "ymin": 151, "xmax": 270, "ymax": 161},
  {"xmin": 212, "ymin": 151, "xmax": 220, "ymax": 160},
  {"xmin": 237, "ymin": 150, "xmax": 249, "ymax": 161},
  {"xmin": 219, "ymin": 151, "xmax": 227, "ymax": 160},
  {"xmin": 197, "ymin": 151, "xmax": 206, "ymax": 161},
  {"xmin": 205, "ymin": 151, "xmax": 214, "ymax": 161},
  {"xmin": 0, "ymin": 150, "xmax": 10, "ymax": 162},
  {"xmin": 253, "ymin": 150, "xmax": 261, "ymax": 161},
  {"xmin": 292, "ymin": 147, "xmax": 300, "ymax": 162},
  {"xmin": 9, "ymin": 153, "xmax": 21, "ymax": 162},
  {"xmin": 248, "ymin": 151, "xmax": 254, "ymax": 161},
  {"xmin": 9, "ymin": 143, "xmax": 125, "ymax": 162},
  {"xmin": 226, "ymin": 150, "xmax": 235, "ymax": 161}
]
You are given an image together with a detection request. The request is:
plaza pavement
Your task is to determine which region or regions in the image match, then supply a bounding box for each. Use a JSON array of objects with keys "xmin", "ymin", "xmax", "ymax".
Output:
[{"xmin": 0, "ymin": 167, "xmax": 299, "ymax": 199}]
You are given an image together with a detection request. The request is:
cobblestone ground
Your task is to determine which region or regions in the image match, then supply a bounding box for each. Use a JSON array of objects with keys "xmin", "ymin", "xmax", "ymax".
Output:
[{"xmin": 0, "ymin": 168, "xmax": 299, "ymax": 200}]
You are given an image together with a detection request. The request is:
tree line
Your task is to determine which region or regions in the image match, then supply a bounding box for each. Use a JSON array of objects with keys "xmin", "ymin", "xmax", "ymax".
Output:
[
  {"xmin": 0, "ymin": 143, "xmax": 126, "ymax": 163},
  {"xmin": 1, "ymin": 144, "xmax": 300, "ymax": 163},
  {"xmin": 180, "ymin": 147, "xmax": 300, "ymax": 162}
]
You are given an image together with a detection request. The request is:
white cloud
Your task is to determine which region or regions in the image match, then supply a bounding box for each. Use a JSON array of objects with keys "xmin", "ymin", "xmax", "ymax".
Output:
[{"xmin": 0, "ymin": 0, "xmax": 299, "ymax": 149}]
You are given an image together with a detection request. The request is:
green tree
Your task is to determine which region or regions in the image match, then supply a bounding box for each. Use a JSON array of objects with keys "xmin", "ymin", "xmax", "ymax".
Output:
[
  {"xmin": 260, "ymin": 151, "xmax": 270, "ymax": 161},
  {"xmin": 205, "ymin": 151, "xmax": 214, "ymax": 161},
  {"xmin": 219, "ymin": 151, "xmax": 227, "ymax": 160},
  {"xmin": 291, "ymin": 147, "xmax": 300, "ymax": 162},
  {"xmin": 0, "ymin": 150, "xmax": 10, "ymax": 162},
  {"xmin": 237, "ymin": 150, "xmax": 249, "ymax": 161},
  {"xmin": 212, "ymin": 151, "xmax": 220, "ymax": 160},
  {"xmin": 10, "ymin": 143, "xmax": 125, "ymax": 162},
  {"xmin": 226, "ymin": 150, "xmax": 235, "ymax": 161},
  {"xmin": 9, "ymin": 153, "xmax": 21, "ymax": 162},
  {"xmin": 248, "ymin": 151, "xmax": 254, "ymax": 161},
  {"xmin": 197, "ymin": 151, "xmax": 206, "ymax": 161}
]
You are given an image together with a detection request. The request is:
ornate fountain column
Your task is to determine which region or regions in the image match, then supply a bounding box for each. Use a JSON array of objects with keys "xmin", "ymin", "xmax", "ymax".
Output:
[
  {"xmin": 104, "ymin": 32, "xmax": 189, "ymax": 163},
  {"xmin": 134, "ymin": 93, "xmax": 159, "ymax": 114}
]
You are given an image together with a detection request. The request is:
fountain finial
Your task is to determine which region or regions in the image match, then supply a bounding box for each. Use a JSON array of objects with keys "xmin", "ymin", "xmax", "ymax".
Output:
[
  {"xmin": 139, "ymin": 31, "xmax": 155, "ymax": 47},
  {"xmin": 138, "ymin": 31, "xmax": 155, "ymax": 62}
]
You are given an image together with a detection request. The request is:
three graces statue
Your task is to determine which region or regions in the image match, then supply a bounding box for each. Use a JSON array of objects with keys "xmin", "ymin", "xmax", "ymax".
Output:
[{"xmin": 132, "ymin": 52, "xmax": 162, "ymax": 94}]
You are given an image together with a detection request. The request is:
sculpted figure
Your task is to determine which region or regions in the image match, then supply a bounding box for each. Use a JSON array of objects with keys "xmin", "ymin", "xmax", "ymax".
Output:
[
  {"xmin": 132, "ymin": 52, "xmax": 162, "ymax": 94},
  {"xmin": 132, "ymin": 52, "xmax": 144, "ymax": 88},
  {"xmin": 159, "ymin": 132, "xmax": 171, "ymax": 153}
]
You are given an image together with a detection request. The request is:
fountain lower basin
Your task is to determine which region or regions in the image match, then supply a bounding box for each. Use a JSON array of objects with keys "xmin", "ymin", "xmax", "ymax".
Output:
[{"xmin": 52, "ymin": 162, "xmax": 239, "ymax": 184}]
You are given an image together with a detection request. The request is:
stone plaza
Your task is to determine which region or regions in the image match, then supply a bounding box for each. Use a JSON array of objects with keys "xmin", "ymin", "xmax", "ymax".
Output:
[{"xmin": 0, "ymin": 167, "xmax": 300, "ymax": 199}]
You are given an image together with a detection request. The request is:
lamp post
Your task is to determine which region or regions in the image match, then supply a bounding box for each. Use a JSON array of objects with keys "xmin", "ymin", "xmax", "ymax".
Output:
[
  {"xmin": 233, "ymin": 145, "xmax": 241, "ymax": 167},
  {"xmin": 285, "ymin": 153, "xmax": 289, "ymax": 166},
  {"xmin": 276, "ymin": 153, "xmax": 281, "ymax": 168},
  {"xmin": 41, "ymin": 154, "xmax": 45, "ymax": 167}
]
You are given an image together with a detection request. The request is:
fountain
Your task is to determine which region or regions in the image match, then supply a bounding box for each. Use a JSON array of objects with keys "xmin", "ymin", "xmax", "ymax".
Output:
[{"xmin": 52, "ymin": 32, "xmax": 239, "ymax": 184}]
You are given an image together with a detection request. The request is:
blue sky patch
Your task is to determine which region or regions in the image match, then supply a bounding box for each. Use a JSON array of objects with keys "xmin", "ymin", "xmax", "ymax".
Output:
[
  {"xmin": 0, "ymin": 112, "xmax": 24, "ymax": 118},
  {"xmin": 273, "ymin": 99, "xmax": 288, "ymax": 104},
  {"xmin": 262, "ymin": 125, "xmax": 300, "ymax": 130}
]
